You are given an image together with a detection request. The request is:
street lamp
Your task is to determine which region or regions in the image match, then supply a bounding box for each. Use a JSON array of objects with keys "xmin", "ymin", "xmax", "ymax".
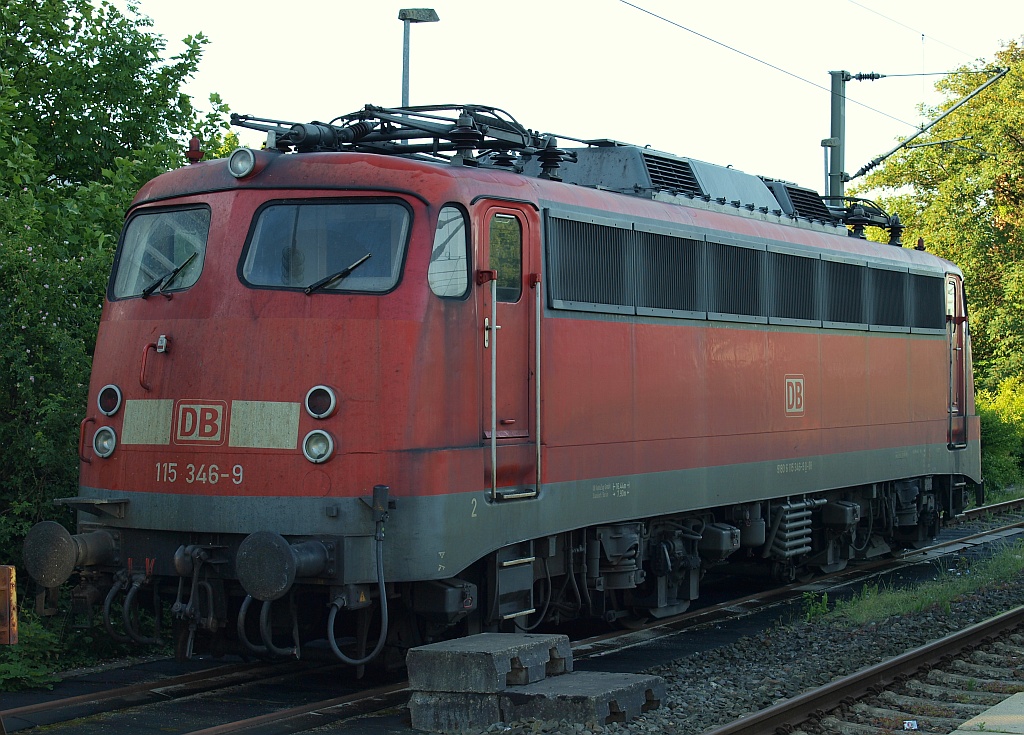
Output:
[{"xmin": 399, "ymin": 8, "xmax": 440, "ymax": 107}]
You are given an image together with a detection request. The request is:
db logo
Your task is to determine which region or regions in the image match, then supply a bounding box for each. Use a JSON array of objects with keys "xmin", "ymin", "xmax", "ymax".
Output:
[
  {"xmin": 785, "ymin": 375, "xmax": 805, "ymax": 417},
  {"xmin": 174, "ymin": 401, "xmax": 227, "ymax": 444}
]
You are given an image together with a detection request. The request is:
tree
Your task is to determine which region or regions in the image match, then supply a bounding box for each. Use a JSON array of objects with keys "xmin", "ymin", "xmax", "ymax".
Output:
[
  {"xmin": 1, "ymin": 0, "xmax": 210, "ymax": 186},
  {"xmin": 0, "ymin": 1, "xmax": 231, "ymax": 563},
  {"xmin": 857, "ymin": 40, "xmax": 1024, "ymax": 389}
]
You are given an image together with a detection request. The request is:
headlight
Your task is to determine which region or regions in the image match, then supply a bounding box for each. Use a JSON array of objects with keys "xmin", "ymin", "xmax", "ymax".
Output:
[
  {"xmin": 304, "ymin": 385, "xmax": 337, "ymax": 419},
  {"xmin": 97, "ymin": 384, "xmax": 123, "ymax": 416},
  {"xmin": 302, "ymin": 430, "xmax": 334, "ymax": 463},
  {"xmin": 227, "ymin": 147, "xmax": 257, "ymax": 178},
  {"xmin": 93, "ymin": 426, "xmax": 117, "ymax": 458}
]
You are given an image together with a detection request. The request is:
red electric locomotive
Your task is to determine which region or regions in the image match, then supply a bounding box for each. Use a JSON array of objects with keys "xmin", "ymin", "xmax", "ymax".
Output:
[{"xmin": 24, "ymin": 104, "xmax": 981, "ymax": 664}]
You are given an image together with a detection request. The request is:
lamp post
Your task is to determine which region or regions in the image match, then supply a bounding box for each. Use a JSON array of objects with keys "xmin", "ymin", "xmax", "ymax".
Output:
[{"xmin": 399, "ymin": 8, "xmax": 439, "ymax": 107}]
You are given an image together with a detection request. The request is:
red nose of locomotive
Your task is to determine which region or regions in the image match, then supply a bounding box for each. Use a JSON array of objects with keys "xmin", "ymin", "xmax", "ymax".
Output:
[{"xmin": 22, "ymin": 144, "xmax": 426, "ymax": 659}]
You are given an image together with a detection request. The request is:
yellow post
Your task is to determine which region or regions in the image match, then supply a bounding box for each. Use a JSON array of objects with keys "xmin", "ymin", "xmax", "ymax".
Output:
[{"xmin": 0, "ymin": 565, "xmax": 17, "ymax": 645}]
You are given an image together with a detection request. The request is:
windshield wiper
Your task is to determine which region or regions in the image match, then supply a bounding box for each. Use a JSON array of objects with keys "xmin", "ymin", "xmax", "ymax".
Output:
[
  {"xmin": 141, "ymin": 251, "xmax": 198, "ymax": 299},
  {"xmin": 304, "ymin": 253, "xmax": 372, "ymax": 295}
]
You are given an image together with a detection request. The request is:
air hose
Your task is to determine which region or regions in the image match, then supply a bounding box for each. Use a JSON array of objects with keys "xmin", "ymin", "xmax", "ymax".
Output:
[{"xmin": 327, "ymin": 485, "xmax": 390, "ymax": 666}]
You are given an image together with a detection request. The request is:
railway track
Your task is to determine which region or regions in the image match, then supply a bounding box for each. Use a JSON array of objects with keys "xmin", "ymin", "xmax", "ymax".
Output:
[
  {"xmin": 574, "ymin": 508, "xmax": 1024, "ymax": 663},
  {"xmin": 0, "ymin": 659, "xmax": 321, "ymax": 733},
  {"xmin": 3, "ymin": 503, "xmax": 1022, "ymax": 735},
  {"xmin": 701, "ymin": 606, "xmax": 1024, "ymax": 735}
]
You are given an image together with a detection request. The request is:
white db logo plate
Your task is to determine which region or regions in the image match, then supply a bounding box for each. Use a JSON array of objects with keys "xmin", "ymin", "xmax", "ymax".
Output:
[
  {"xmin": 174, "ymin": 401, "xmax": 227, "ymax": 444},
  {"xmin": 785, "ymin": 375, "xmax": 804, "ymax": 417}
]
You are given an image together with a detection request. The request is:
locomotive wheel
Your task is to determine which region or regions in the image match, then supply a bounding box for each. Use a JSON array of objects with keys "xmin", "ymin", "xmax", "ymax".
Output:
[
  {"xmin": 173, "ymin": 620, "xmax": 193, "ymax": 662},
  {"xmin": 815, "ymin": 559, "xmax": 847, "ymax": 574},
  {"xmin": 771, "ymin": 561, "xmax": 798, "ymax": 583},
  {"xmin": 617, "ymin": 612, "xmax": 651, "ymax": 630}
]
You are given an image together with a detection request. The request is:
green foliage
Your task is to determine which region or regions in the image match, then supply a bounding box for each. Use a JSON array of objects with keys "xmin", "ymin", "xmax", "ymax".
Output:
[
  {"xmin": 830, "ymin": 539, "xmax": 1024, "ymax": 625},
  {"xmin": 0, "ymin": 610, "xmax": 61, "ymax": 690},
  {"xmin": 2, "ymin": 0, "xmax": 209, "ymax": 185},
  {"xmin": 801, "ymin": 590, "xmax": 829, "ymax": 622},
  {"xmin": 0, "ymin": 218, "xmax": 108, "ymax": 555},
  {"xmin": 856, "ymin": 39, "xmax": 1024, "ymax": 390},
  {"xmin": 0, "ymin": 597, "xmax": 150, "ymax": 691},
  {"xmin": 975, "ymin": 376, "xmax": 1024, "ymax": 492},
  {"xmin": 0, "ymin": 3, "xmax": 230, "ymax": 567}
]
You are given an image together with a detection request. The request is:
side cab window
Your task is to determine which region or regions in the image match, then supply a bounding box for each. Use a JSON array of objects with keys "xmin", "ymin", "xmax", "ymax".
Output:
[{"xmin": 428, "ymin": 205, "xmax": 469, "ymax": 298}]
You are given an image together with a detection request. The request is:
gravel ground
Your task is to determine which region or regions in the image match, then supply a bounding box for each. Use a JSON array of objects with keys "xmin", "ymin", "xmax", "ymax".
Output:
[{"xmin": 482, "ymin": 544, "xmax": 1024, "ymax": 735}]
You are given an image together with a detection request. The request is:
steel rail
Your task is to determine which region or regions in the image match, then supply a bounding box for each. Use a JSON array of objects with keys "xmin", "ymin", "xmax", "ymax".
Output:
[
  {"xmin": 700, "ymin": 605, "xmax": 1024, "ymax": 735},
  {"xmin": 178, "ymin": 681, "xmax": 408, "ymax": 735},
  {"xmin": 963, "ymin": 496, "xmax": 1024, "ymax": 519},
  {"xmin": 0, "ymin": 660, "xmax": 304, "ymax": 733}
]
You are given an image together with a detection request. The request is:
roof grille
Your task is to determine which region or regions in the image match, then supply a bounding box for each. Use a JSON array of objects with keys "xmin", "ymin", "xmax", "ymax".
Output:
[
  {"xmin": 641, "ymin": 153, "xmax": 703, "ymax": 196},
  {"xmin": 782, "ymin": 184, "xmax": 834, "ymax": 221}
]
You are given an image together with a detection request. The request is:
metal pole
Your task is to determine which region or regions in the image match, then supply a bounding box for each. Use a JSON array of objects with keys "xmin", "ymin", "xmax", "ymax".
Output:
[
  {"xmin": 402, "ymin": 19, "xmax": 411, "ymax": 107},
  {"xmin": 535, "ymin": 277, "xmax": 541, "ymax": 493},
  {"xmin": 398, "ymin": 9, "xmax": 438, "ymax": 108},
  {"xmin": 490, "ymin": 279, "xmax": 498, "ymax": 501},
  {"xmin": 828, "ymin": 70, "xmax": 850, "ymax": 200}
]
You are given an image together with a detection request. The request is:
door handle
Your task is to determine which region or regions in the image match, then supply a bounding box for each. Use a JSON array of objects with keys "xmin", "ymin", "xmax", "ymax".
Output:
[{"xmin": 484, "ymin": 317, "xmax": 500, "ymax": 348}]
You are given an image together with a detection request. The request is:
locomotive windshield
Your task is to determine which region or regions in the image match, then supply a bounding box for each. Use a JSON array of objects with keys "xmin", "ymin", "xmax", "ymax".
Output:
[
  {"xmin": 111, "ymin": 207, "xmax": 211, "ymax": 299},
  {"xmin": 241, "ymin": 200, "xmax": 410, "ymax": 293}
]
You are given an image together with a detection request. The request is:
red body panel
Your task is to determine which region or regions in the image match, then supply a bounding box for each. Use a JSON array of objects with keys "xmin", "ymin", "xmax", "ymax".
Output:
[{"xmin": 80, "ymin": 152, "xmax": 979, "ymax": 513}]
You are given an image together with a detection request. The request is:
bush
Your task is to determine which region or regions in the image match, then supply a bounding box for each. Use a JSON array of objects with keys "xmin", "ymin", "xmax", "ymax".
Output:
[
  {"xmin": 0, "ymin": 609, "xmax": 62, "ymax": 690},
  {"xmin": 976, "ymin": 376, "xmax": 1024, "ymax": 493},
  {"xmin": 0, "ymin": 597, "xmax": 146, "ymax": 691}
]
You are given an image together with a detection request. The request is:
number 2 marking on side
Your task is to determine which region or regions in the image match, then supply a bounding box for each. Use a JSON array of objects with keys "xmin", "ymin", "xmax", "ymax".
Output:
[{"xmin": 470, "ymin": 497, "xmax": 477, "ymax": 518}]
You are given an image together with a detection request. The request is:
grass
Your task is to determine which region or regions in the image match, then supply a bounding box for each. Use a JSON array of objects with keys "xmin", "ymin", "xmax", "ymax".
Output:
[
  {"xmin": 980, "ymin": 483, "xmax": 1024, "ymax": 505},
  {"xmin": 819, "ymin": 539, "xmax": 1024, "ymax": 626}
]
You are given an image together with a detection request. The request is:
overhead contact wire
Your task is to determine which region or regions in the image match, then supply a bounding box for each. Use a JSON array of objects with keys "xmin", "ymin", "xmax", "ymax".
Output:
[{"xmin": 619, "ymin": 1, "xmax": 923, "ymax": 131}]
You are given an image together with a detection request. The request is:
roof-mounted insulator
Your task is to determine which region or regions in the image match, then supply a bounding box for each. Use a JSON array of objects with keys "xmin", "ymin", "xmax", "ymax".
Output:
[
  {"xmin": 450, "ymin": 114, "xmax": 484, "ymax": 165},
  {"xmin": 490, "ymin": 151, "xmax": 517, "ymax": 168},
  {"xmin": 342, "ymin": 121, "xmax": 379, "ymax": 143},
  {"xmin": 846, "ymin": 206, "xmax": 871, "ymax": 239},
  {"xmin": 537, "ymin": 138, "xmax": 576, "ymax": 181},
  {"xmin": 887, "ymin": 213, "xmax": 904, "ymax": 247}
]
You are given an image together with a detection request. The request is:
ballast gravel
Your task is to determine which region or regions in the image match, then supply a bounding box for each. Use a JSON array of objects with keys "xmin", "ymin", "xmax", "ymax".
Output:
[{"xmin": 478, "ymin": 541, "xmax": 1024, "ymax": 735}]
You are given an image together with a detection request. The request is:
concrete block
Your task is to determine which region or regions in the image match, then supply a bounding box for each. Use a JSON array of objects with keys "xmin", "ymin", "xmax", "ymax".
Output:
[
  {"xmin": 499, "ymin": 671, "xmax": 665, "ymax": 726},
  {"xmin": 954, "ymin": 692, "xmax": 1024, "ymax": 733},
  {"xmin": 407, "ymin": 632, "xmax": 572, "ymax": 693},
  {"xmin": 408, "ymin": 690, "xmax": 501, "ymax": 734}
]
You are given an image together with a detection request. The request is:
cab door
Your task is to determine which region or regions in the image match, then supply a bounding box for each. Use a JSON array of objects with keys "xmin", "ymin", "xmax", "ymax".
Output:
[
  {"xmin": 476, "ymin": 202, "xmax": 538, "ymax": 497},
  {"xmin": 946, "ymin": 274, "xmax": 967, "ymax": 448}
]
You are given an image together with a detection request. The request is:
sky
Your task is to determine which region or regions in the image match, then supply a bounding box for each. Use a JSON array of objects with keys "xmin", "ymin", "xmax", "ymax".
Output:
[{"xmin": 125, "ymin": 0, "xmax": 1023, "ymax": 194}]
